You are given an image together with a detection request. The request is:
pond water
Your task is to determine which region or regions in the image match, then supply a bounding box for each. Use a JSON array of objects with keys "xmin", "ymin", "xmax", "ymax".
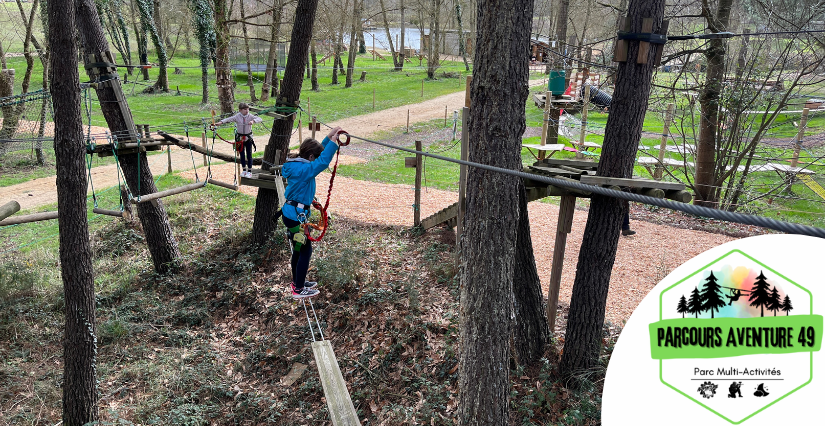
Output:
[{"xmin": 362, "ymin": 28, "xmax": 425, "ymax": 53}]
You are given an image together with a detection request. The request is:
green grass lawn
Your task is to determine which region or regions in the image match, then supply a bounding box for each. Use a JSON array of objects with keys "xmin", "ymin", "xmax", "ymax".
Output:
[{"xmin": 2, "ymin": 52, "xmax": 474, "ymax": 132}]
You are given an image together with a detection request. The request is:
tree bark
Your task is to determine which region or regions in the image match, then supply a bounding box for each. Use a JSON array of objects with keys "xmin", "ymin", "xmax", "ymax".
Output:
[
  {"xmin": 694, "ymin": 0, "xmax": 734, "ymax": 207},
  {"xmin": 261, "ymin": 0, "xmax": 283, "ymax": 102},
  {"xmin": 455, "ymin": 1, "xmax": 471, "ymax": 71},
  {"xmin": 459, "ymin": 0, "xmax": 533, "ymax": 421},
  {"xmin": 239, "ymin": 0, "xmax": 256, "ymax": 102},
  {"xmin": 50, "ymin": 0, "xmax": 98, "ymax": 423},
  {"xmin": 76, "ymin": 0, "xmax": 181, "ymax": 274},
  {"xmin": 136, "ymin": 0, "xmax": 168, "ymax": 92},
  {"xmin": 559, "ymin": 0, "xmax": 665, "ymax": 378},
  {"xmin": 251, "ymin": 0, "xmax": 321, "ymax": 245},
  {"xmin": 513, "ymin": 180, "xmax": 549, "ymax": 365},
  {"xmin": 378, "ymin": 0, "xmax": 399, "ymax": 69},
  {"xmin": 190, "ymin": 0, "xmax": 213, "ymax": 104},
  {"xmin": 426, "ymin": 0, "xmax": 441, "ymax": 79},
  {"xmin": 399, "ymin": 0, "xmax": 406, "ymax": 70},
  {"xmin": 311, "ymin": 39, "xmax": 319, "ymax": 91},
  {"xmin": 345, "ymin": 0, "xmax": 361, "ymax": 88},
  {"xmin": 548, "ymin": 0, "xmax": 570, "ymax": 73},
  {"xmin": 214, "ymin": 0, "xmax": 235, "ymax": 114},
  {"xmin": 129, "ymin": 0, "xmax": 150, "ymax": 80}
]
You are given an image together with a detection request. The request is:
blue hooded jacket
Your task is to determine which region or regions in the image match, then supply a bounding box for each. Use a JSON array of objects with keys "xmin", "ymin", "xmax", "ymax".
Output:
[{"xmin": 281, "ymin": 136, "xmax": 339, "ymax": 221}]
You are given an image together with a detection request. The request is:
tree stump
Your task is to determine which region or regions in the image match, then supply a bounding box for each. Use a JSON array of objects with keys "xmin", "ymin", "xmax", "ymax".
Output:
[
  {"xmin": 173, "ymin": 67, "xmax": 184, "ymax": 75},
  {"xmin": 359, "ymin": 71, "xmax": 367, "ymax": 82}
]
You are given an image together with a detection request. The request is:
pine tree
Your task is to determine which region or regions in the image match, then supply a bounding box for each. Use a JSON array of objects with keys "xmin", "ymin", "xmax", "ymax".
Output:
[
  {"xmin": 767, "ymin": 286, "xmax": 782, "ymax": 316},
  {"xmin": 688, "ymin": 287, "xmax": 703, "ymax": 318},
  {"xmin": 700, "ymin": 271, "xmax": 727, "ymax": 318},
  {"xmin": 748, "ymin": 271, "xmax": 772, "ymax": 317},
  {"xmin": 781, "ymin": 295, "xmax": 793, "ymax": 316},
  {"xmin": 677, "ymin": 295, "xmax": 688, "ymax": 318}
]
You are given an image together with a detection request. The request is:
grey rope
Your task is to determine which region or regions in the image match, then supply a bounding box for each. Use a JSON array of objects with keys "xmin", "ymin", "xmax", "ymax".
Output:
[{"xmin": 310, "ymin": 112, "xmax": 825, "ymax": 238}]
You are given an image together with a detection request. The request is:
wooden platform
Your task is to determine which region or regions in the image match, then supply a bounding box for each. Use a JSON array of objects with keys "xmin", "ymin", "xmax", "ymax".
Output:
[
  {"xmin": 311, "ymin": 341, "xmax": 361, "ymax": 426},
  {"xmin": 240, "ymin": 173, "xmax": 288, "ymax": 190}
]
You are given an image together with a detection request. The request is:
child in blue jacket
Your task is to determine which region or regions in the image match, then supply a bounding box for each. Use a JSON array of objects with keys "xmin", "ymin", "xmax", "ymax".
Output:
[{"xmin": 281, "ymin": 126, "xmax": 342, "ymax": 298}]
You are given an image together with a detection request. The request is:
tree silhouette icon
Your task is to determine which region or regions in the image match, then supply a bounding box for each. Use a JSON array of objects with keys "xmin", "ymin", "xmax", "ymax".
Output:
[
  {"xmin": 749, "ymin": 271, "xmax": 772, "ymax": 317},
  {"xmin": 767, "ymin": 286, "xmax": 782, "ymax": 316},
  {"xmin": 700, "ymin": 271, "xmax": 727, "ymax": 318},
  {"xmin": 781, "ymin": 295, "xmax": 794, "ymax": 316},
  {"xmin": 688, "ymin": 286, "xmax": 703, "ymax": 318},
  {"xmin": 677, "ymin": 295, "xmax": 688, "ymax": 318}
]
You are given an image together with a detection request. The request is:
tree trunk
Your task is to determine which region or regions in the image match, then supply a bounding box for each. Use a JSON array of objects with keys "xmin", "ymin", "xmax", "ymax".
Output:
[
  {"xmin": 136, "ymin": 0, "xmax": 168, "ymax": 92},
  {"xmin": 50, "ymin": 0, "xmax": 98, "ymax": 423},
  {"xmin": 0, "ymin": 69, "xmax": 18, "ymax": 154},
  {"xmin": 252, "ymin": 0, "xmax": 321, "ymax": 245},
  {"xmin": 311, "ymin": 39, "xmax": 319, "ymax": 91},
  {"xmin": 547, "ymin": 0, "xmax": 570, "ymax": 73},
  {"xmin": 399, "ymin": 0, "xmax": 405, "ymax": 70},
  {"xmin": 261, "ymin": 0, "xmax": 283, "ymax": 102},
  {"xmin": 130, "ymin": 0, "xmax": 150, "ymax": 80},
  {"xmin": 378, "ymin": 0, "xmax": 400, "ymax": 69},
  {"xmin": 426, "ymin": 0, "xmax": 441, "ymax": 79},
  {"xmin": 345, "ymin": 0, "xmax": 360, "ymax": 87},
  {"xmin": 512, "ymin": 180, "xmax": 549, "ymax": 365},
  {"xmin": 15, "ymin": 0, "xmax": 39, "ymax": 96},
  {"xmin": 459, "ymin": 0, "xmax": 533, "ymax": 421},
  {"xmin": 455, "ymin": 2, "xmax": 470, "ymax": 71},
  {"xmin": 214, "ymin": 0, "xmax": 234, "ymax": 114},
  {"xmin": 76, "ymin": 0, "xmax": 181, "ymax": 274},
  {"xmin": 694, "ymin": 0, "xmax": 734, "ymax": 207},
  {"xmin": 190, "ymin": 0, "xmax": 213, "ymax": 104},
  {"xmin": 559, "ymin": 0, "xmax": 665, "ymax": 378},
  {"xmin": 240, "ymin": 0, "xmax": 256, "ymax": 102}
]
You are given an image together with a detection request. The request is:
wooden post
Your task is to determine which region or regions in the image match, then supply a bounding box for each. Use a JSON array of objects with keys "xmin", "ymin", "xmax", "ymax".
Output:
[
  {"xmin": 457, "ymin": 107, "xmax": 469, "ymax": 245},
  {"xmin": 0, "ymin": 200, "xmax": 21, "ymax": 222},
  {"xmin": 654, "ymin": 103, "xmax": 676, "ymax": 180},
  {"xmin": 167, "ymin": 145, "xmax": 173, "ymax": 174},
  {"xmin": 576, "ymin": 85, "xmax": 591, "ymax": 159},
  {"xmin": 546, "ymin": 195, "xmax": 576, "ymax": 334},
  {"xmin": 414, "ymin": 140, "xmax": 423, "ymax": 226},
  {"xmin": 464, "ymin": 75, "xmax": 472, "ymax": 108},
  {"xmin": 312, "ymin": 116, "xmax": 317, "ymax": 140},
  {"xmin": 539, "ymin": 90, "xmax": 552, "ymax": 160},
  {"xmin": 444, "ymin": 105, "xmax": 448, "ymax": 127},
  {"xmin": 421, "ymin": 79, "xmax": 424, "ymax": 97},
  {"xmin": 372, "ymin": 33, "xmax": 375, "ymax": 60},
  {"xmin": 0, "ymin": 211, "xmax": 60, "ymax": 226},
  {"xmin": 201, "ymin": 132, "xmax": 208, "ymax": 166},
  {"xmin": 790, "ymin": 108, "xmax": 810, "ymax": 168},
  {"xmin": 298, "ymin": 118, "xmax": 303, "ymax": 142},
  {"xmin": 406, "ymin": 110, "xmax": 410, "ymax": 133}
]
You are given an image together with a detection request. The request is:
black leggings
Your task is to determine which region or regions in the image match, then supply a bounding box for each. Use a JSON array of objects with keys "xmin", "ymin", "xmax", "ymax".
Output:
[{"xmin": 283, "ymin": 216, "xmax": 312, "ymax": 289}]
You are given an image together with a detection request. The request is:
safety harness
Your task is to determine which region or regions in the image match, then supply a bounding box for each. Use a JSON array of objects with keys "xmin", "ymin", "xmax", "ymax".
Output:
[{"xmin": 281, "ymin": 131, "xmax": 351, "ymax": 251}]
